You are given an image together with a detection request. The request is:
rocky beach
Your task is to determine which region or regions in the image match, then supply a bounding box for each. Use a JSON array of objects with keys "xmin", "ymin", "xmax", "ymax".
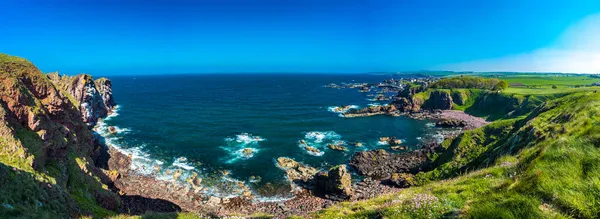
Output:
[{"xmin": 86, "ymin": 74, "xmax": 490, "ymax": 217}]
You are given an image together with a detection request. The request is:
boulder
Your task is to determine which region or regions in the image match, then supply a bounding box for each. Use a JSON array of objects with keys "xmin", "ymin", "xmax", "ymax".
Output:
[
  {"xmin": 108, "ymin": 126, "xmax": 117, "ymax": 134},
  {"xmin": 304, "ymin": 146, "xmax": 321, "ymax": 154},
  {"xmin": 387, "ymin": 173, "xmax": 416, "ymax": 188},
  {"xmin": 328, "ymin": 144, "xmax": 348, "ymax": 151},
  {"xmin": 276, "ymin": 157, "xmax": 318, "ymax": 183},
  {"xmin": 314, "ymin": 165, "xmax": 353, "ymax": 201},
  {"xmin": 241, "ymin": 148, "xmax": 254, "ymax": 157},
  {"xmin": 173, "ymin": 169, "xmax": 182, "ymax": 181},
  {"xmin": 206, "ymin": 196, "xmax": 221, "ymax": 206},
  {"xmin": 390, "ymin": 145, "xmax": 407, "ymax": 151}
]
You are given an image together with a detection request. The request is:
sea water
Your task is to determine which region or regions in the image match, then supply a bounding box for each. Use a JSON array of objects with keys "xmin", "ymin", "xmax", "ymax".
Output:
[{"xmin": 96, "ymin": 73, "xmax": 438, "ymax": 199}]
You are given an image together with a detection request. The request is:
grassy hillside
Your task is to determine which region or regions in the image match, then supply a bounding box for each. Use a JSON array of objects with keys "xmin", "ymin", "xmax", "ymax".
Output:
[
  {"xmin": 312, "ymin": 91, "xmax": 600, "ymax": 218},
  {"xmin": 0, "ymin": 53, "xmax": 118, "ymax": 218}
]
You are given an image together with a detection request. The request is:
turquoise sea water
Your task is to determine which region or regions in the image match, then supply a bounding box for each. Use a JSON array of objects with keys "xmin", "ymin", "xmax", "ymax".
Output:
[{"xmin": 96, "ymin": 74, "xmax": 438, "ymax": 199}]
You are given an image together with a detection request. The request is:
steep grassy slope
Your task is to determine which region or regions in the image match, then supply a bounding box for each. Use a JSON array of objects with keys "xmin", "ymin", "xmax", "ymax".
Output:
[
  {"xmin": 313, "ymin": 91, "xmax": 600, "ymax": 218},
  {"xmin": 0, "ymin": 53, "xmax": 118, "ymax": 218}
]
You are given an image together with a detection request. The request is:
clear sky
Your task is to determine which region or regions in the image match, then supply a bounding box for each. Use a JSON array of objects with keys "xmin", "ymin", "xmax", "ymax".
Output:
[{"xmin": 1, "ymin": 0, "xmax": 599, "ymax": 75}]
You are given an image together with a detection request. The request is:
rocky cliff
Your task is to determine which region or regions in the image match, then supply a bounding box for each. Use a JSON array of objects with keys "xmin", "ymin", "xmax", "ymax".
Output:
[
  {"xmin": 393, "ymin": 85, "xmax": 454, "ymax": 113},
  {"xmin": 0, "ymin": 53, "xmax": 118, "ymax": 217},
  {"xmin": 47, "ymin": 72, "xmax": 115, "ymax": 127}
]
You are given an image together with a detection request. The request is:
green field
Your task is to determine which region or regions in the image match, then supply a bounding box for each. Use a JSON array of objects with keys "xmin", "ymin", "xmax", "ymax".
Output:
[
  {"xmin": 504, "ymin": 86, "xmax": 600, "ymax": 95},
  {"xmin": 479, "ymin": 74, "xmax": 600, "ymax": 95},
  {"xmin": 500, "ymin": 75, "xmax": 600, "ymax": 86}
]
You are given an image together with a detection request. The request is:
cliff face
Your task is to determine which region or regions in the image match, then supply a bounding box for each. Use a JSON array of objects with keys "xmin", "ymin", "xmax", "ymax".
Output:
[
  {"xmin": 393, "ymin": 87, "xmax": 453, "ymax": 112},
  {"xmin": 47, "ymin": 72, "xmax": 115, "ymax": 127},
  {"xmin": 0, "ymin": 53, "xmax": 118, "ymax": 217},
  {"xmin": 423, "ymin": 90, "xmax": 453, "ymax": 110}
]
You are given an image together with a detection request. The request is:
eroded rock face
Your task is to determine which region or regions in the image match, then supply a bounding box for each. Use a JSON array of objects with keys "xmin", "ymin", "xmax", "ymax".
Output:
[
  {"xmin": 94, "ymin": 78, "xmax": 115, "ymax": 112},
  {"xmin": 48, "ymin": 73, "xmax": 115, "ymax": 126},
  {"xmin": 425, "ymin": 90, "xmax": 453, "ymax": 110},
  {"xmin": 392, "ymin": 86, "xmax": 453, "ymax": 113},
  {"xmin": 314, "ymin": 165, "xmax": 353, "ymax": 201}
]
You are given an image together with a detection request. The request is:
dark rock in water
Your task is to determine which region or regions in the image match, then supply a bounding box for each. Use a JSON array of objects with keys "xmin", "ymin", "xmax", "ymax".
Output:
[
  {"xmin": 343, "ymin": 104, "xmax": 397, "ymax": 117},
  {"xmin": 314, "ymin": 165, "xmax": 353, "ymax": 201},
  {"xmin": 349, "ymin": 143, "xmax": 441, "ymax": 179},
  {"xmin": 304, "ymin": 146, "xmax": 321, "ymax": 154},
  {"xmin": 328, "ymin": 143, "xmax": 347, "ymax": 151},
  {"xmin": 390, "ymin": 145, "xmax": 407, "ymax": 151},
  {"xmin": 108, "ymin": 126, "xmax": 118, "ymax": 134},
  {"xmin": 276, "ymin": 157, "xmax": 318, "ymax": 183},
  {"xmin": 436, "ymin": 119, "xmax": 468, "ymax": 128}
]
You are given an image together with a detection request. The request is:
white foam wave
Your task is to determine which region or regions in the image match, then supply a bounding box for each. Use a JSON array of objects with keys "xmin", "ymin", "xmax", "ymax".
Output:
[
  {"xmin": 112, "ymin": 126, "xmax": 131, "ymax": 134},
  {"xmin": 425, "ymin": 123, "xmax": 436, "ymax": 128},
  {"xmin": 298, "ymin": 143, "xmax": 325, "ymax": 156},
  {"xmin": 225, "ymin": 133, "xmax": 266, "ymax": 144},
  {"xmin": 173, "ymin": 157, "xmax": 195, "ymax": 170},
  {"xmin": 96, "ymin": 111, "xmax": 286, "ymax": 200},
  {"xmin": 104, "ymin": 105, "xmax": 121, "ymax": 121},
  {"xmin": 377, "ymin": 141, "xmax": 389, "ymax": 145},
  {"xmin": 304, "ymin": 131, "xmax": 341, "ymax": 143},
  {"xmin": 367, "ymin": 103, "xmax": 389, "ymax": 107},
  {"xmin": 327, "ymin": 105, "xmax": 359, "ymax": 113},
  {"xmin": 222, "ymin": 133, "xmax": 264, "ymax": 163}
]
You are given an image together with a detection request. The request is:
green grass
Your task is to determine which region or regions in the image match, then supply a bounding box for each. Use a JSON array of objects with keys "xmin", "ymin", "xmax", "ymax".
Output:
[
  {"xmin": 501, "ymin": 75, "xmax": 600, "ymax": 86},
  {"xmin": 0, "ymin": 53, "xmax": 29, "ymax": 64},
  {"xmin": 504, "ymin": 86, "xmax": 600, "ymax": 95},
  {"xmin": 312, "ymin": 91, "xmax": 600, "ymax": 218}
]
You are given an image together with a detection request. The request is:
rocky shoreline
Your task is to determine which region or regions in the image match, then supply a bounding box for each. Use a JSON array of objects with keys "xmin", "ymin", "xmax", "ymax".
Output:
[
  {"xmin": 96, "ymin": 76, "xmax": 489, "ymax": 217},
  {"xmin": 101, "ymin": 146, "xmax": 405, "ymax": 217},
  {"xmin": 61, "ymin": 72, "xmax": 486, "ymax": 217}
]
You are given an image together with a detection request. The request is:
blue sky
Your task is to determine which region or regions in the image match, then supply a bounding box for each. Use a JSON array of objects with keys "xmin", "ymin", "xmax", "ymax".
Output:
[{"xmin": 1, "ymin": 0, "xmax": 599, "ymax": 75}]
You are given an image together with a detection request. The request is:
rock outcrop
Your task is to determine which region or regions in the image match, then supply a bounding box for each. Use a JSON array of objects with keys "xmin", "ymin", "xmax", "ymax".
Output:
[
  {"xmin": 392, "ymin": 85, "xmax": 454, "ymax": 113},
  {"xmin": 0, "ymin": 53, "xmax": 119, "ymax": 217},
  {"xmin": 342, "ymin": 105, "xmax": 397, "ymax": 117},
  {"xmin": 435, "ymin": 118, "xmax": 468, "ymax": 128},
  {"xmin": 424, "ymin": 90, "xmax": 453, "ymax": 110},
  {"xmin": 94, "ymin": 77, "xmax": 115, "ymax": 112},
  {"xmin": 349, "ymin": 143, "xmax": 442, "ymax": 179},
  {"xmin": 47, "ymin": 72, "xmax": 115, "ymax": 126},
  {"xmin": 276, "ymin": 157, "xmax": 319, "ymax": 183},
  {"xmin": 314, "ymin": 165, "xmax": 353, "ymax": 201}
]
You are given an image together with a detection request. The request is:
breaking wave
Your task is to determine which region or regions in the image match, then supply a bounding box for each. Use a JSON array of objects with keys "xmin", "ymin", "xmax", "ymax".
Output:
[
  {"xmin": 95, "ymin": 106, "xmax": 259, "ymax": 199},
  {"xmin": 221, "ymin": 133, "xmax": 265, "ymax": 163}
]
